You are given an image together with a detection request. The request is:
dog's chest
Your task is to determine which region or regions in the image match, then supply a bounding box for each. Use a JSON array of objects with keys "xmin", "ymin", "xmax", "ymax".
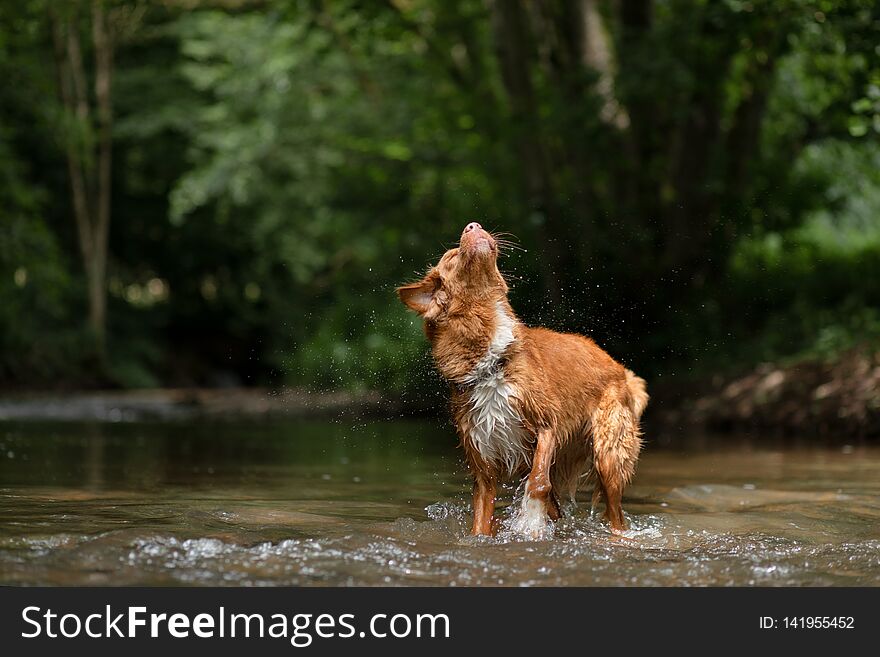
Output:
[
  {"xmin": 460, "ymin": 302, "xmax": 532, "ymax": 475},
  {"xmin": 463, "ymin": 372, "xmax": 531, "ymax": 475}
]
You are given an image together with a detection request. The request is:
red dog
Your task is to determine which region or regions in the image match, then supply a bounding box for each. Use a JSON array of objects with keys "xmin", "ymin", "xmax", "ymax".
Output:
[{"xmin": 397, "ymin": 222, "xmax": 647, "ymax": 537}]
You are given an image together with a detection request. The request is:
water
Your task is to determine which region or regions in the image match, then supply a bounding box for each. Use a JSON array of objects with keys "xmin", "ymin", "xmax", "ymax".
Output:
[{"xmin": 1, "ymin": 418, "xmax": 878, "ymax": 586}]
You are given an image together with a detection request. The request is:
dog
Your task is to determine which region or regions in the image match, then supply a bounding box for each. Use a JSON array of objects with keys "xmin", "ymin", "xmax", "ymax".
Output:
[{"xmin": 397, "ymin": 222, "xmax": 648, "ymax": 537}]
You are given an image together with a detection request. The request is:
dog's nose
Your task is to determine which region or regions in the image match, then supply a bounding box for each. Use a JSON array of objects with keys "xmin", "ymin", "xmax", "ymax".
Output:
[{"xmin": 464, "ymin": 222, "xmax": 482, "ymax": 233}]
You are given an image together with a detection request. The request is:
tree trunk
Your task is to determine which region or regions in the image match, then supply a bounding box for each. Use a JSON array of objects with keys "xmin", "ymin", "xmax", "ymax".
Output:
[
  {"xmin": 90, "ymin": 0, "xmax": 113, "ymax": 352},
  {"xmin": 49, "ymin": 1, "xmax": 114, "ymax": 357},
  {"xmin": 581, "ymin": 0, "xmax": 628, "ymax": 128},
  {"xmin": 491, "ymin": 0, "xmax": 565, "ymax": 307},
  {"xmin": 604, "ymin": 0, "xmax": 655, "ymax": 263}
]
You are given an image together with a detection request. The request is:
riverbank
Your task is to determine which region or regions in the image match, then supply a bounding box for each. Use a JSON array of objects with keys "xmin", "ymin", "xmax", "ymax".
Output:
[
  {"xmin": 0, "ymin": 388, "xmax": 400, "ymax": 423},
  {"xmin": 1, "ymin": 348, "xmax": 877, "ymax": 439},
  {"xmin": 651, "ymin": 347, "xmax": 880, "ymax": 440}
]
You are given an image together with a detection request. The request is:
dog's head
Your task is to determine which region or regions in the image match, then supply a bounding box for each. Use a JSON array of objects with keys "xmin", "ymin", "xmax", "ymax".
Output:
[{"xmin": 396, "ymin": 222, "xmax": 508, "ymax": 323}]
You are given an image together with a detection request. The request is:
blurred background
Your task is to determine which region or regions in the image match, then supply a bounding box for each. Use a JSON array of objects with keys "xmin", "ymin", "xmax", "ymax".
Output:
[{"xmin": 1, "ymin": 0, "xmax": 878, "ymax": 435}]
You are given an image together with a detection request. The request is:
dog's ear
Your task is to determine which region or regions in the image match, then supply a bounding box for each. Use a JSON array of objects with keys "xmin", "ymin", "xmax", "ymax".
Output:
[
  {"xmin": 397, "ymin": 272, "xmax": 445, "ymax": 320},
  {"xmin": 397, "ymin": 280, "xmax": 434, "ymax": 314}
]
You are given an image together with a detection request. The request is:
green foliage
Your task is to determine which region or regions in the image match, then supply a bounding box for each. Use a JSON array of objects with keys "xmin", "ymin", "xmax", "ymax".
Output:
[
  {"xmin": 719, "ymin": 138, "xmax": 880, "ymax": 368},
  {"xmin": 0, "ymin": 0, "xmax": 879, "ymax": 391},
  {"xmin": 0, "ymin": 3, "xmax": 91, "ymax": 384},
  {"xmin": 0, "ymin": 168, "xmax": 89, "ymax": 383}
]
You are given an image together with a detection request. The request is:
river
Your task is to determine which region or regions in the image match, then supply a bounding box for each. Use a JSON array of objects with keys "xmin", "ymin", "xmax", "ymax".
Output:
[{"xmin": 1, "ymin": 418, "xmax": 878, "ymax": 586}]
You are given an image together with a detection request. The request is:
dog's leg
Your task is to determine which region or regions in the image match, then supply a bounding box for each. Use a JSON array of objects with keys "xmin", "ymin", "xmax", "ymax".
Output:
[
  {"xmin": 590, "ymin": 485, "xmax": 602, "ymax": 517},
  {"xmin": 591, "ymin": 397, "xmax": 641, "ymax": 533},
  {"xmin": 527, "ymin": 427, "xmax": 559, "ymax": 520},
  {"xmin": 509, "ymin": 428, "xmax": 557, "ymax": 539},
  {"xmin": 471, "ymin": 475, "xmax": 496, "ymax": 536}
]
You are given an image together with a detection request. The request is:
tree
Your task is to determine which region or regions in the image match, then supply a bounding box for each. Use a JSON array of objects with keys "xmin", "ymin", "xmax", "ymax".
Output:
[
  {"xmin": 49, "ymin": 0, "xmax": 131, "ymax": 356},
  {"xmin": 2, "ymin": 0, "xmax": 878, "ymax": 391}
]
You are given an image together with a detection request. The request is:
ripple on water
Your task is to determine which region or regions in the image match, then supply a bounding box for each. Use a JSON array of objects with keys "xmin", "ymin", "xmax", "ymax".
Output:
[
  {"xmin": 1, "ymin": 507, "xmax": 879, "ymax": 586},
  {"xmin": 2, "ymin": 475, "xmax": 879, "ymax": 586}
]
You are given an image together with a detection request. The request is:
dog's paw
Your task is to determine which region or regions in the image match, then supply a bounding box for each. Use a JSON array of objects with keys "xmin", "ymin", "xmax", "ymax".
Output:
[{"xmin": 508, "ymin": 495, "xmax": 554, "ymax": 540}]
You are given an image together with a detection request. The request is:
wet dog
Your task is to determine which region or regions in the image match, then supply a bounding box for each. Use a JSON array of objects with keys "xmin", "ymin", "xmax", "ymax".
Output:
[{"xmin": 397, "ymin": 222, "xmax": 647, "ymax": 537}]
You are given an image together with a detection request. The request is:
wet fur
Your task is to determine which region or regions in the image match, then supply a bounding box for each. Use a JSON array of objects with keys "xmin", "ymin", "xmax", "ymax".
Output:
[{"xmin": 397, "ymin": 224, "xmax": 648, "ymax": 536}]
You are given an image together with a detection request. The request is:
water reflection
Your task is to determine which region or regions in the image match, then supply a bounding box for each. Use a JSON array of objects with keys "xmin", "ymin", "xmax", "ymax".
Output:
[{"xmin": 0, "ymin": 419, "xmax": 878, "ymax": 586}]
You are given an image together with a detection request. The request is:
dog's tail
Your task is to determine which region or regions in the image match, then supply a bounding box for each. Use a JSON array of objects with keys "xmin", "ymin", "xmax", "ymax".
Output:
[{"xmin": 624, "ymin": 369, "xmax": 649, "ymax": 419}]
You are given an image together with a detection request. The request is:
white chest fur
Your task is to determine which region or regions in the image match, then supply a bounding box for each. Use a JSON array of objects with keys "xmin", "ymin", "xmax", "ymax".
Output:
[{"xmin": 462, "ymin": 302, "xmax": 532, "ymax": 475}]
